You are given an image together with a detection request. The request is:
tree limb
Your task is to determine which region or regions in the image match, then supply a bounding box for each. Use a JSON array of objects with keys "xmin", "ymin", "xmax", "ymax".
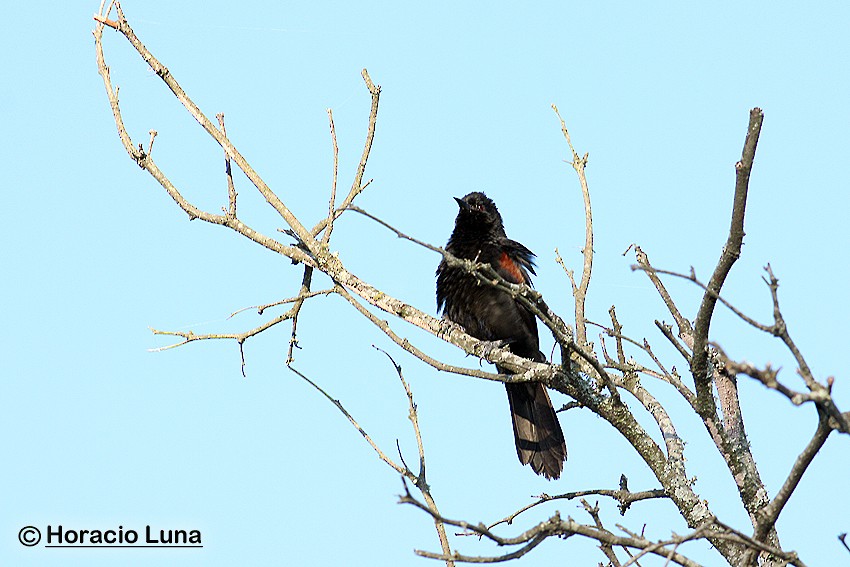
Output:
[
  {"xmin": 552, "ymin": 104, "xmax": 593, "ymax": 350},
  {"xmin": 691, "ymin": 108, "xmax": 764, "ymax": 416}
]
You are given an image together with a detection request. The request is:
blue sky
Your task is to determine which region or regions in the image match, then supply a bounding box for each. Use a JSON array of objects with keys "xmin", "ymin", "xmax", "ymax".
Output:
[{"xmin": 3, "ymin": 1, "xmax": 849, "ymax": 565}]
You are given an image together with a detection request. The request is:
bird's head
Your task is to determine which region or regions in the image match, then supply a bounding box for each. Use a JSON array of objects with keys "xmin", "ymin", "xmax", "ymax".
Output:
[{"xmin": 453, "ymin": 191, "xmax": 505, "ymax": 236}]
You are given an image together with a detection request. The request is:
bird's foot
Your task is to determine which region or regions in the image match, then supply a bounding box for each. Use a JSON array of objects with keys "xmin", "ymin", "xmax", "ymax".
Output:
[
  {"xmin": 437, "ymin": 318, "xmax": 464, "ymax": 339},
  {"xmin": 473, "ymin": 339, "xmax": 508, "ymax": 360}
]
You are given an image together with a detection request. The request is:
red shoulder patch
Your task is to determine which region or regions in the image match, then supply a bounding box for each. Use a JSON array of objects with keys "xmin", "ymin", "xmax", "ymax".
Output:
[{"xmin": 499, "ymin": 251, "xmax": 526, "ymax": 284}]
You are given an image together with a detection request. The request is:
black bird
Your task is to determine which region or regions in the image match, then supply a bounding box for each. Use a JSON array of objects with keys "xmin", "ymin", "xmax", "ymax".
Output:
[{"xmin": 436, "ymin": 192, "xmax": 567, "ymax": 479}]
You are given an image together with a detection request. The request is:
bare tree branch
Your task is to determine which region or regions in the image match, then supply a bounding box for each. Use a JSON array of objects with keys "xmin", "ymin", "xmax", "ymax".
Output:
[
  {"xmin": 321, "ymin": 109, "xmax": 340, "ymax": 245},
  {"xmin": 95, "ymin": 2, "xmax": 321, "ymax": 254},
  {"xmin": 632, "ymin": 251, "xmax": 847, "ymax": 563},
  {"xmin": 288, "ymin": 351, "xmax": 455, "ymax": 566},
  {"xmin": 287, "ymin": 364, "xmax": 408, "ymax": 476},
  {"xmin": 93, "ymin": 4, "xmax": 312, "ymax": 263},
  {"xmin": 402, "ymin": 490, "xmax": 704, "ymax": 567},
  {"xmin": 216, "ymin": 113, "xmax": 237, "ymax": 219},
  {"xmin": 744, "ymin": 411, "xmax": 832, "ymax": 564},
  {"xmin": 488, "ymin": 481, "xmax": 667, "ymax": 530},
  {"xmin": 630, "ymin": 245, "xmax": 692, "ymax": 341},
  {"xmin": 631, "ymin": 264, "xmax": 772, "ymax": 333},
  {"xmin": 552, "ymin": 104, "xmax": 593, "ymax": 351},
  {"xmin": 581, "ymin": 499, "xmax": 622, "ymax": 566},
  {"xmin": 311, "ymin": 71, "xmax": 381, "ymax": 239},
  {"xmin": 149, "ymin": 285, "xmax": 333, "ymax": 376},
  {"xmin": 374, "ymin": 348, "xmax": 454, "ymax": 566},
  {"xmin": 286, "ymin": 266, "xmax": 314, "ymax": 364},
  {"xmin": 691, "ymin": 108, "xmax": 764, "ymax": 416},
  {"xmin": 625, "ymin": 111, "xmax": 798, "ymax": 561},
  {"xmin": 635, "ymin": 261, "xmax": 848, "ymax": 434}
]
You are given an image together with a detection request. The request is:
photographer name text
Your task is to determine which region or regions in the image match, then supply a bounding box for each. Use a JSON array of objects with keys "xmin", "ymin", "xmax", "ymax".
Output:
[{"xmin": 43, "ymin": 524, "xmax": 201, "ymax": 547}]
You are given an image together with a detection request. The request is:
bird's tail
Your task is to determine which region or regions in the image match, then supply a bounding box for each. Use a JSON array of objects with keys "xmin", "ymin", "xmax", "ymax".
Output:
[{"xmin": 503, "ymin": 373, "xmax": 567, "ymax": 480}]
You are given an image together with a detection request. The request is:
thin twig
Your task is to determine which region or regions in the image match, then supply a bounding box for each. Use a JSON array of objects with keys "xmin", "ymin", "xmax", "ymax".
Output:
[
  {"xmin": 619, "ymin": 521, "xmax": 715, "ymax": 567},
  {"xmin": 310, "ymin": 70, "xmax": 381, "ymax": 238},
  {"xmin": 286, "ymin": 266, "xmax": 314, "ymax": 364},
  {"xmin": 287, "ymin": 365, "xmax": 407, "ymax": 476},
  {"xmin": 321, "ymin": 108, "xmax": 339, "ymax": 245},
  {"xmin": 374, "ymin": 348, "xmax": 454, "ymax": 566},
  {"xmin": 712, "ymin": 518, "xmax": 806, "ymax": 567},
  {"xmin": 228, "ymin": 289, "xmax": 335, "ymax": 319},
  {"xmin": 630, "ymin": 245, "xmax": 692, "ymax": 345},
  {"xmin": 631, "ymin": 264, "xmax": 772, "ymax": 333},
  {"xmin": 216, "ymin": 113, "xmax": 237, "ymax": 218},
  {"xmin": 346, "ymin": 205, "xmax": 445, "ymax": 254},
  {"xmin": 552, "ymin": 104, "xmax": 593, "ymax": 349},
  {"xmin": 287, "ymin": 356, "xmax": 454, "ymax": 567},
  {"xmin": 581, "ymin": 499, "xmax": 621, "ymax": 566},
  {"xmin": 488, "ymin": 486, "xmax": 668, "ymax": 529},
  {"xmin": 638, "ymin": 261, "xmax": 848, "ymax": 434},
  {"xmin": 403, "ymin": 489, "xmax": 702, "ymax": 567},
  {"xmin": 608, "ymin": 306, "xmax": 626, "ymax": 364}
]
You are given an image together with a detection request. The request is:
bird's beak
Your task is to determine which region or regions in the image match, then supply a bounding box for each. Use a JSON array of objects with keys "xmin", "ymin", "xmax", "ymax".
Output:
[{"xmin": 454, "ymin": 196, "xmax": 470, "ymax": 211}]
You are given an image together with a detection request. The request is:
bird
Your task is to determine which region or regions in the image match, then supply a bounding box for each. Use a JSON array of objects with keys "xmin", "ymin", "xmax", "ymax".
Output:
[{"xmin": 436, "ymin": 191, "xmax": 567, "ymax": 479}]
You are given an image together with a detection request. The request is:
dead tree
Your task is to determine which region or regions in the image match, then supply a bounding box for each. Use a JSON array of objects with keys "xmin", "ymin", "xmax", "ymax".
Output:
[{"xmin": 94, "ymin": 2, "xmax": 848, "ymax": 565}]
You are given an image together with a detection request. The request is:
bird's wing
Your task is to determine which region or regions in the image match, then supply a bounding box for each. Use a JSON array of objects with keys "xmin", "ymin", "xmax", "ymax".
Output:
[{"xmin": 495, "ymin": 239, "xmax": 537, "ymax": 285}]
